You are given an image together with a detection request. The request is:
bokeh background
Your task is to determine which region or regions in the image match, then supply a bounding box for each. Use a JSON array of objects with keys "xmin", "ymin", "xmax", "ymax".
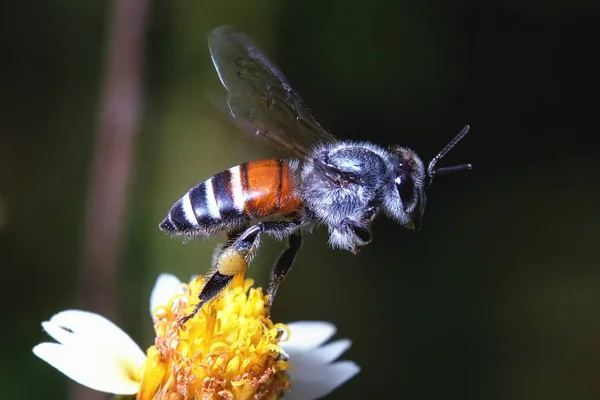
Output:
[{"xmin": 2, "ymin": 1, "xmax": 599, "ymax": 399}]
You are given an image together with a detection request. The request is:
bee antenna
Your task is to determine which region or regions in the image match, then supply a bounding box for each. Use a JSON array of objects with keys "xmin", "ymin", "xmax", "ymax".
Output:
[{"xmin": 426, "ymin": 124, "xmax": 472, "ymax": 187}]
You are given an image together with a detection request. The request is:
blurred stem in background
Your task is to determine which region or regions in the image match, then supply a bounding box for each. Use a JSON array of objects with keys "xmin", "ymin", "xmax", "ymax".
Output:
[{"xmin": 76, "ymin": 0, "xmax": 149, "ymax": 399}]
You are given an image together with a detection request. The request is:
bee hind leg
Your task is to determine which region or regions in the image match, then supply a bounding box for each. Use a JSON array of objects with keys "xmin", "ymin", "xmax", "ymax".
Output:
[{"xmin": 179, "ymin": 225, "xmax": 262, "ymax": 326}]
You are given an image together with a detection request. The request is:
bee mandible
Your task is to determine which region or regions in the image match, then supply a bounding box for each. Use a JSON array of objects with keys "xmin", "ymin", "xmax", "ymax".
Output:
[{"xmin": 159, "ymin": 26, "xmax": 472, "ymax": 324}]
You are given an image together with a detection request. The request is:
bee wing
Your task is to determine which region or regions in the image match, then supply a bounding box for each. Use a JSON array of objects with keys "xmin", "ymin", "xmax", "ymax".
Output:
[{"xmin": 208, "ymin": 25, "xmax": 338, "ymax": 159}]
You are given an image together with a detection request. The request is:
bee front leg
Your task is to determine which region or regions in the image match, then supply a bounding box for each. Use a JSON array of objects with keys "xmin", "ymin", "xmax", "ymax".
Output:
[
  {"xmin": 339, "ymin": 217, "xmax": 373, "ymax": 255},
  {"xmin": 179, "ymin": 225, "xmax": 262, "ymax": 326}
]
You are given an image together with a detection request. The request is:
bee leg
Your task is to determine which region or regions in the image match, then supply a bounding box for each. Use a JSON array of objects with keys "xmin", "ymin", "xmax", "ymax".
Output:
[
  {"xmin": 210, "ymin": 226, "xmax": 248, "ymax": 267},
  {"xmin": 178, "ymin": 271, "xmax": 234, "ymax": 326},
  {"xmin": 225, "ymin": 225, "xmax": 249, "ymax": 245},
  {"xmin": 267, "ymin": 231, "xmax": 303, "ymax": 305},
  {"xmin": 339, "ymin": 217, "xmax": 373, "ymax": 255},
  {"xmin": 179, "ymin": 225, "xmax": 262, "ymax": 326},
  {"xmin": 230, "ymin": 220, "xmax": 302, "ymax": 306},
  {"xmin": 342, "ymin": 218, "xmax": 372, "ymax": 243}
]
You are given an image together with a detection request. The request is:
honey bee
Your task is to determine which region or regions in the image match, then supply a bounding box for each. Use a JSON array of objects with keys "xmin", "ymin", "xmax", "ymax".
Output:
[{"xmin": 160, "ymin": 26, "xmax": 472, "ymax": 323}]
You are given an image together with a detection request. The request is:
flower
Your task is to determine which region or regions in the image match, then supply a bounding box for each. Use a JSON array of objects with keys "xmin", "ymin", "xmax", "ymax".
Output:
[
  {"xmin": 32, "ymin": 310, "xmax": 145, "ymax": 395},
  {"xmin": 140, "ymin": 273, "xmax": 290, "ymax": 399},
  {"xmin": 278, "ymin": 322, "xmax": 360, "ymax": 400},
  {"xmin": 33, "ymin": 273, "xmax": 359, "ymax": 399}
]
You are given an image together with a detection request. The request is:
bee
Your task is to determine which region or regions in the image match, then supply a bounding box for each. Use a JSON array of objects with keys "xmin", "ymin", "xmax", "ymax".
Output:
[{"xmin": 160, "ymin": 26, "xmax": 472, "ymax": 324}]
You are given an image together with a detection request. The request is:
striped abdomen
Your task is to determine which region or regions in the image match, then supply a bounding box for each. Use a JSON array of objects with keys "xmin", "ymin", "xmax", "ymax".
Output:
[{"xmin": 159, "ymin": 159, "xmax": 302, "ymax": 236}]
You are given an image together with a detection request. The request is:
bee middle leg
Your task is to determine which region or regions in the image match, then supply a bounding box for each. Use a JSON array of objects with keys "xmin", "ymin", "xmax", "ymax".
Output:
[{"xmin": 267, "ymin": 231, "xmax": 303, "ymax": 305}]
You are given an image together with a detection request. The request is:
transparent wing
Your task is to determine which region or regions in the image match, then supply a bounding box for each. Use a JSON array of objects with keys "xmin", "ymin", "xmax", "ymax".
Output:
[{"xmin": 208, "ymin": 25, "xmax": 338, "ymax": 159}]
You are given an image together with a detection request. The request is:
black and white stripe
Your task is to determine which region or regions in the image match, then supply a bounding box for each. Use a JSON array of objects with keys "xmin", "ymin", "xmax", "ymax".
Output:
[
  {"xmin": 229, "ymin": 165, "xmax": 246, "ymax": 213},
  {"xmin": 159, "ymin": 166, "xmax": 247, "ymax": 236}
]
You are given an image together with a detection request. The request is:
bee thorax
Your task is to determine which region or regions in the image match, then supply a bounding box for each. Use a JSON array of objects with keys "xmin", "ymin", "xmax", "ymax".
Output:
[{"xmin": 299, "ymin": 143, "xmax": 389, "ymax": 227}]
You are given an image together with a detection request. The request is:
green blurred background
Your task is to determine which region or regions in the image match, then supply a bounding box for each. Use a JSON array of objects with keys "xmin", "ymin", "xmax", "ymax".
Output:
[{"xmin": 2, "ymin": 1, "xmax": 599, "ymax": 399}]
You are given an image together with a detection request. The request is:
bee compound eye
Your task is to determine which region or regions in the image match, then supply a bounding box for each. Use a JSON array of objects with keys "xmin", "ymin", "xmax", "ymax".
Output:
[{"xmin": 395, "ymin": 173, "xmax": 415, "ymax": 208}]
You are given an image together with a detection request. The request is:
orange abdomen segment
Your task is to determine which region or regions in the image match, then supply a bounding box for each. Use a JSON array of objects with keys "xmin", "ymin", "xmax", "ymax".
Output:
[{"xmin": 241, "ymin": 159, "xmax": 302, "ymax": 218}]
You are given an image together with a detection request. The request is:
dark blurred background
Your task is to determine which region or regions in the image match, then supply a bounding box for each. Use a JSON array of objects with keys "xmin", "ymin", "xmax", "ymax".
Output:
[{"xmin": 2, "ymin": 1, "xmax": 599, "ymax": 399}]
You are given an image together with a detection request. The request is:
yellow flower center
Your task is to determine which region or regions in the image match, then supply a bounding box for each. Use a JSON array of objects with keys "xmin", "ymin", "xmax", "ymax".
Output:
[{"xmin": 138, "ymin": 274, "xmax": 290, "ymax": 400}]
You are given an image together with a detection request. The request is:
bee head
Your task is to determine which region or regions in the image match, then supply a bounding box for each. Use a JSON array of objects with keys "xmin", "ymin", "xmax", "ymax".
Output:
[{"xmin": 384, "ymin": 125, "xmax": 473, "ymax": 231}]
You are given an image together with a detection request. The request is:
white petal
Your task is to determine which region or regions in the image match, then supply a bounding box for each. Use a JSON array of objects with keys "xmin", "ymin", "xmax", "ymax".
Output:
[
  {"xmin": 33, "ymin": 343, "xmax": 140, "ymax": 395},
  {"xmin": 40, "ymin": 310, "xmax": 145, "ymax": 369},
  {"xmin": 287, "ymin": 339, "xmax": 352, "ymax": 365},
  {"xmin": 282, "ymin": 321, "xmax": 336, "ymax": 351},
  {"xmin": 286, "ymin": 361, "xmax": 360, "ymax": 400},
  {"xmin": 149, "ymin": 273, "xmax": 184, "ymax": 317}
]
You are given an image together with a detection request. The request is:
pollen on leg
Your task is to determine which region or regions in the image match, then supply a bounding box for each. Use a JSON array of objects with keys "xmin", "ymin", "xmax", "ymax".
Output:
[
  {"xmin": 138, "ymin": 273, "xmax": 290, "ymax": 400},
  {"xmin": 216, "ymin": 247, "xmax": 248, "ymax": 277}
]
